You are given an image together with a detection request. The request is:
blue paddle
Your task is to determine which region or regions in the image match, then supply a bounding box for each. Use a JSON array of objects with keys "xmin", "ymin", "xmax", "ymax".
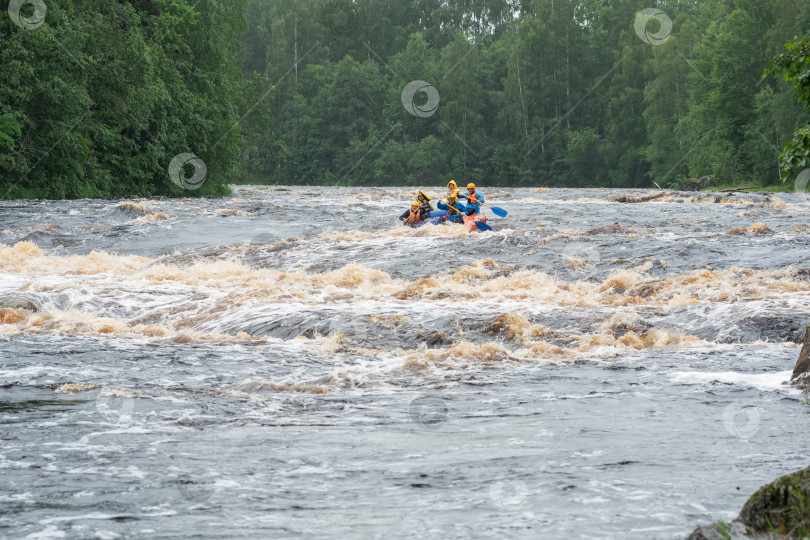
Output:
[
  {"xmin": 474, "ymin": 221, "xmax": 493, "ymax": 232},
  {"xmin": 459, "ymin": 194, "xmax": 507, "ymax": 217},
  {"xmin": 437, "ymin": 198, "xmax": 492, "ymax": 231},
  {"xmin": 481, "ymin": 203, "xmax": 507, "ymax": 218}
]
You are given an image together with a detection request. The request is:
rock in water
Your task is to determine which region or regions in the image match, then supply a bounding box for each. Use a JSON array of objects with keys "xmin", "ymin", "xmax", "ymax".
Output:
[
  {"xmin": 0, "ymin": 294, "xmax": 41, "ymax": 312},
  {"xmin": 791, "ymin": 325, "xmax": 810, "ymax": 383},
  {"xmin": 686, "ymin": 521, "xmax": 762, "ymax": 540},
  {"xmin": 738, "ymin": 466, "xmax": 810, "ymax": 536},
  {"xmin": 679, "ymin": 176, "xmax": 714, "ymax": 191},
  {"xmin": 686, "ymin": 465, "xmax": 810, "ymax": 539}
]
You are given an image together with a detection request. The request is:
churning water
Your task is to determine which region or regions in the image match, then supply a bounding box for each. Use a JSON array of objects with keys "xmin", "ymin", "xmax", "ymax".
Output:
[{"xmin": 1, "ymin": 185, "xmax": 809, "ymax": 539}]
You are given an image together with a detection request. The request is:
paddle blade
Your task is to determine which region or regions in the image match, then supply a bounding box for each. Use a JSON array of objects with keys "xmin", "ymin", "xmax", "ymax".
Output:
[
  {"xmin": 475, "ymin": 221, "xmax": 493, "ymax": 232},
  {"xmin": 490, "ymin": 206, "xmax": 508, "ymax": 217}
]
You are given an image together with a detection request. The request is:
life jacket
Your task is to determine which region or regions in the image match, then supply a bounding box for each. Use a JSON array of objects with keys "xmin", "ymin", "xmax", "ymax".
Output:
[
  {"xmin": 417, "ymin": 191, "xmax": 434, "ymax": 211},
  {"xmin": 465, "ymin": 190, "xmax": 483, "ymax": 213},
  {"xmin": 406, "ymin": 209, "xmax": 422, "ymax": 226},
  {"xmin": 445, "ymin": 199, "xmax": 462, "ymax": 216}
]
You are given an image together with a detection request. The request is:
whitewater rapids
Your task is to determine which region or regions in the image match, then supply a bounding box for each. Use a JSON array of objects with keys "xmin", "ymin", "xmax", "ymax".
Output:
[{"xmin": 1, "ymin": 185, "xmax": 809, "ymax": 539}]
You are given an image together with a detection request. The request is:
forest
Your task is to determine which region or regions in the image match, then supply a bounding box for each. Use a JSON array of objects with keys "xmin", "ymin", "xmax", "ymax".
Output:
[{"xmin": 2, "ymin": 0, "xmax": 810, "ymax": 198}]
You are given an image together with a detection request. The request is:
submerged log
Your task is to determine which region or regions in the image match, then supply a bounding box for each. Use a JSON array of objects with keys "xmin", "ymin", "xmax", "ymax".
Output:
[
  {"xmin": 613, "ymin": 191, "xmax": 666, "ymax": 203},
  {"xmin": 719, "ymin": 186, "xmax": 761, "ymax": 193}
]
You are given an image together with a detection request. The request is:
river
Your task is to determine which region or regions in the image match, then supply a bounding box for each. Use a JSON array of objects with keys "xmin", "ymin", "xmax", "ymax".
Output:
[{"xmin": 1, "ymin": 185, "xmax": 809, "ymax": 539}]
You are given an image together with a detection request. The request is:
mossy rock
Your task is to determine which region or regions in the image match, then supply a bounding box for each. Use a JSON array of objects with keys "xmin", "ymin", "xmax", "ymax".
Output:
[
  {"xmin": 738, "ymin": 465, "xmax": 810, "ymax": 536},
  {"xmin": 687, "ymin": 466, "xmax": 810, "ymax": 539},
  {"xmin": 686, "ymin": 521, "xmax": 765, "ymax": 540}
]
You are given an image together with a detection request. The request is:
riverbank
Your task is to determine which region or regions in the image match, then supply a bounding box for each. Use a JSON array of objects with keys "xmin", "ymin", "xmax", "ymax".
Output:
[{"xmin": 702, "ymin": 183, "xmax": 796, "ymax": 193}]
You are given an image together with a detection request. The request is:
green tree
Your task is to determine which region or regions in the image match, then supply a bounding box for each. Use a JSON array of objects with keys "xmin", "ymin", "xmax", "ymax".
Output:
[
  {"xmin": 0, "ymin": 0, "xmax": 251, "ymax": 199},
  {"xmin": 600, "ymin": 25, "xmax": 650, "ymax": 188},
  {"xmin": 643, "ymin": 14, "xmax": 698, "ymax": 188},
  {"xmin": 440, "ymin": 33, "xmax": 486, "ymax": 182},
  {"xmin": 767, "ymin": 35, "xmax": 810, "ymax": 180}
]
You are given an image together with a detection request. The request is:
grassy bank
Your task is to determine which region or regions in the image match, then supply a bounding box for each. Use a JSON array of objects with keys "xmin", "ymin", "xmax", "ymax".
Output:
[{"xmin": 699, "ymin": 183, "xmax": 794, "ymax": 193}]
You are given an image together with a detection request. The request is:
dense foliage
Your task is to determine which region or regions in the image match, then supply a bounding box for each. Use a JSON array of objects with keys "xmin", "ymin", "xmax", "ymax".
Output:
[
  {"xmin": 0, "ymin": 0, "xmax": 252, "ymax": 198},
  {"xmin": 767, "ymin": 35, "xmax": 810, "ymax": 180},
  {"xmin": 2, "ymin": 0, "xmax": 810, "ymax": 197},
  {"xmin": 238, "ymin": 0, "xmax": 810, "ymax": 188}
]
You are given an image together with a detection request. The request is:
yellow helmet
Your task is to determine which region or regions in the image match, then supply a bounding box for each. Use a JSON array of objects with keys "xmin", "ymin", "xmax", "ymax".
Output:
[
  {"xmin": 418, "ymin": 191, "xmax": 431, "ymax": 201},
  {"xmin": 467, "ymin": 183, "xmax": 476, "ymax": 190},
  {"xmin": 411, "ymin": 201, "xmax": 419, "ymax": 207}
]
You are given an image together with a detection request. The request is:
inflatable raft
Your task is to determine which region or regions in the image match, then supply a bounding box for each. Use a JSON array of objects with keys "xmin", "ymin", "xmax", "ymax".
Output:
[
  {"xmin": 462, "ymin": 213, "xmax": 488, "ymax": 232},
  {"xmin": 408, "ymin": 210, "xmax": 489, "ymax": 231}
]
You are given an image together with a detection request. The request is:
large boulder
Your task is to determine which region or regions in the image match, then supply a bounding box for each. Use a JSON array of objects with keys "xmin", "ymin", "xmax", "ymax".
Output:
[
  {"xmin": 0, "ymin": 294, "xmax": 41, "ymax": 312},
  {"xmin": 681, "ymin": 178, "xmax": 701, "ymax": 191},
  {"xmin": 687, "ymin": 465, "xmax": 810, "ymax": 539},
  {"xmin": 791, "ymin": 325, "xmax": 810, "ymax": 385},
  {"xmin": 680, "ymin": 175, "xmax": 716, "ymax": 191},
  {"xmin": 687, "ymin": 521, "xmax": 767, "ymax": 540},
  {"xmin": 738, "ymin": 466, "xmax": 810, "ymax": 537}
]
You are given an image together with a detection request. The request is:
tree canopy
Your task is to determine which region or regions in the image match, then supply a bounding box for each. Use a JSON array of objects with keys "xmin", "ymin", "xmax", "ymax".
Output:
[
  {"xmin": 767, "ymin": 35, "xmax": 810, "ymax": 180},
  {"xmin": 237, "ymin": 0, "xmax": 810, "ymax": 189},
  {"xmin": 2, "ymin": 0, "xmax": 810, "ymax": 198},
  {"xmin": 0, "ymin": 0, "xmax": 252, "ymax": 198}
]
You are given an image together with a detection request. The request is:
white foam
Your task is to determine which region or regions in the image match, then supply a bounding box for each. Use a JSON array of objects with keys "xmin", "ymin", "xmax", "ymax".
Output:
[
  {"xmin": 669, "ymin": 370, "xmax": 796, "ymax": 392},
  {"xmin": 0, "ymin": 275, "xmax": 30, "ymax": 291},
  {"xmin": 24, "ymin": 525, "xmax": 66, "ymax": 539}
]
